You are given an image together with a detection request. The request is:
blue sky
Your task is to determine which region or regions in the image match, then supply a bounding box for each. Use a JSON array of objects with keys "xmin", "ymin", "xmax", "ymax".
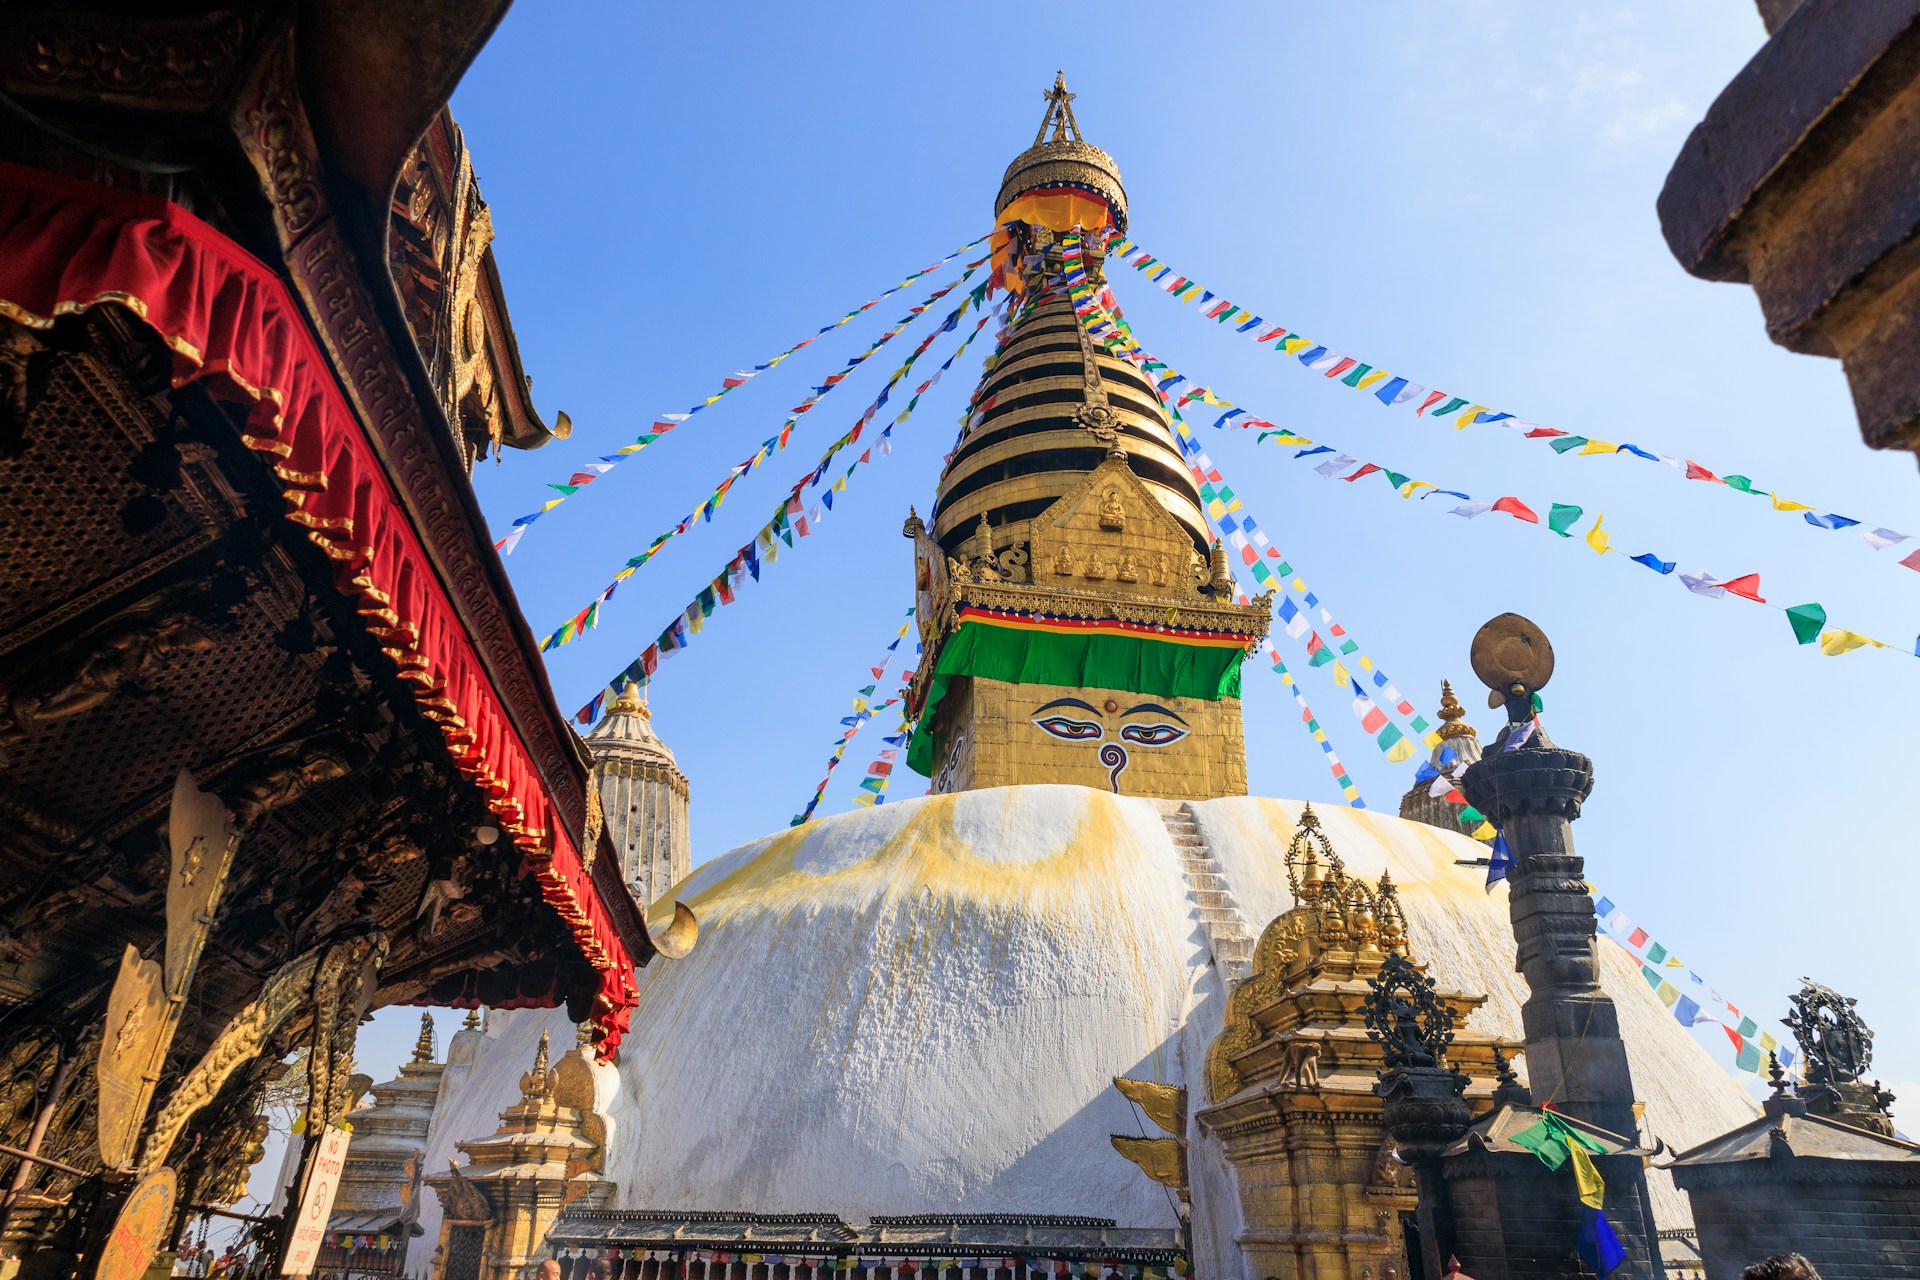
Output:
[{"xmin": 346, "ymin": 4, "xmax": 1920, "ymax": 1127}]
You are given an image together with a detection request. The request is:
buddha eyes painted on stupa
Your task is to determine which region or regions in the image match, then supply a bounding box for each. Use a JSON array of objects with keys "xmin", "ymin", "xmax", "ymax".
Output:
[{"xmin": 1029, "ymin": 696, "xmax": 1192, "ymax": 791}]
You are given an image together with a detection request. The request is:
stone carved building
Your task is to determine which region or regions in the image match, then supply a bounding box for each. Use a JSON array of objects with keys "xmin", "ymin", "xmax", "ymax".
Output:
[{"xmin": 584, "ymin": 684, "xmax": 691, "ymax": 909}]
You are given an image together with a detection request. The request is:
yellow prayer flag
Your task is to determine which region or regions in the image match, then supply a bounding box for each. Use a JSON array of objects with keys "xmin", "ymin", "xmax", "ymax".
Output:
[
  {"xmin": 1358, "ymin": 656, "xmax": 1375, "ymax": 672},
  {"xmin": 1761, "ymin": 1031, "xmax": 1778, "ymax": 1052},
  {"xmin": 1579, "ymin": 438, "xmax": 1619, "ymax": 456},
  {"xmin": 1423, "ymin": 731, "xmax": 1444, "ymax": 748},
  {"xmin": 1769, "ymin": 493, "xmax": 1813, "ymax": 512},
  {"xmin": 1355, "ymin": 369, "xmax": 1391, "ymax": 391},
  {"xmin": 1384, "ymin": 737, "xmax": 1418, "ymax": 764},
  {"xmin": 832, "ymin": 476, "xmax": 848, "ymax": 492},
  {"xmin": 1454, "ymin": 403, "xmax": 1489, "ymax": 430},
  {"xmin": 1471, "ymin": 822, "xmax": 1495, "ymax": 840},
  {"xmin": 1330, "ymin": 660, "xmax": 1352, "ymax": 686},
  {"xmin": 1567, "ymin": 1140, "xmax": 1606, "ymax": 1211},
  {"xmin": 1312, "ymin": 729, "xmax": 1326, "ymax": 743},
  {"xmin": 1585, "ymin": 513, "xmax": 1610, "ymax": 556},
  {"xmin": 1819, "ymin": 629, "xmax": 1879, "ymax": 656},
  {"xmin": 1403, "ymin": 480, "xmax": 1436, "ymax": 499}
]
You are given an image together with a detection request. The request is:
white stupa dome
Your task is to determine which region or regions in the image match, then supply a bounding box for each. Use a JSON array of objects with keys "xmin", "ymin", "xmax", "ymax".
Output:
[{"xmin": 412, "ymin": 785, "xmax": 1757, "ymax": 1275}]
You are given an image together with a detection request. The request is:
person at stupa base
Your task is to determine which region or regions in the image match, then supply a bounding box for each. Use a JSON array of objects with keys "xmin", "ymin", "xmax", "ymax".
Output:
[{"xmin": 402, "ymin": 79, "xmax": 1763, "ymax": 1280}]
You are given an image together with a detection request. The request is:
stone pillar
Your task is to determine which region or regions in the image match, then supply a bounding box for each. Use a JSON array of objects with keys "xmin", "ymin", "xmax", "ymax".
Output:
[
  {"xmin": 1444, "ymin": 614, "xmax": 1664, "ymax": 1280},
  {"xmin": 1458, "ymin": 625, "xmax": 1632, "ymax": 1141}
]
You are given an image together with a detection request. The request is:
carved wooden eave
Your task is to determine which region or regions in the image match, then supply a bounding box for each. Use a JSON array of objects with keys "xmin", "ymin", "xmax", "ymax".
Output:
[{"xmin": 390, "ymin": 110, "xmax": 562, "ymax": 462}]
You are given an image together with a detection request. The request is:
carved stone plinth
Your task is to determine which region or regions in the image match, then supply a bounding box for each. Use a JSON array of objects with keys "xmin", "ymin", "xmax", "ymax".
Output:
[{"xmin": 1659, "ymin": 0, "xmax": 1920, "ymax": 457}]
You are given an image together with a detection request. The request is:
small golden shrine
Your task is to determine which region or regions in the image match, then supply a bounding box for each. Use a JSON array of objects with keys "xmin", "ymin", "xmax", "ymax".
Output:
[{"xmin": 1197, "ymin": 806, "xmax": 1520, "ymax": 1280}]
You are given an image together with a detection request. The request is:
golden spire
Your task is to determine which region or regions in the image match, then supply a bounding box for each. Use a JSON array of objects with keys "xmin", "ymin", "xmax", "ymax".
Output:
[
  {"xmin": 1034, "ymin": 71, "xmax": 1083, "ymax": 146},
  {"xmin": 518, "ymin": 1030, "xmax": 554, "ymax": 1102},
  {"xmin": 1436, "ymin": 679, "xmax": 1477, "ymax": 741},
  {"xmin": 974, "ymin": 510, "xmax": 995, "ymax": 561},
  {"xmin": 610, "ymin": 680, "xmax": 649, "ymax": 719},
  {"xmin": 410, "ymin": 1012, "xmax": 435, "ymax": 1064},
  {"xmin": 462, "ymin": 1007, "xmax": 482, "ymax": 1031}
]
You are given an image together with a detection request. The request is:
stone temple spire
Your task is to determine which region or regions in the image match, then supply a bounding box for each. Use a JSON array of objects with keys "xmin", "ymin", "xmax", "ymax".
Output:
[{"xmin": 584, "ymin": 681, "xmax": 690, "ymax": 907}]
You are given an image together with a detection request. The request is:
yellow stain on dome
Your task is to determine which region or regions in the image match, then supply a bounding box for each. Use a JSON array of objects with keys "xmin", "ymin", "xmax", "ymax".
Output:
[{"xmin": 633, "ymin": 789, "xmax": 1180, "ymax": 1067}]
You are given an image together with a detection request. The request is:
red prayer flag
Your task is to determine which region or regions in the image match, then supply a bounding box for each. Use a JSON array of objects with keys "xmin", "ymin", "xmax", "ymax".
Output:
[
  {"xmin": 1900, "ymin": 547, "xmax": 1920, "ymax": 573},
  {"xmin": 1627, "ymin": 927, "xmax": 1649, "ymax": 948},
  {"xmin": 1719, "ymin": 573, "xmax": 1765, "ymax": 602},
  {"xmin": 1325, "ymin": 357, "xmax": 1358, "ymax": 379},
  {"xmin": 1685, "ymin": 460, "xmax": 1719, "ymax": 483},
  {"xmin": 1525, "ymin": 428, "xmax": 1569, "ymax": 439},
  {"xmin": 1417, "ymin": 390, "xmax": 1448, "ymax": 415},
  {"xmin": 1491, "ymin": 496, "xmax": 1540, "ymax": 523},
  {"xmin": 1343, "ymin": 463, "xmax": 1381, "ymax": 482}
]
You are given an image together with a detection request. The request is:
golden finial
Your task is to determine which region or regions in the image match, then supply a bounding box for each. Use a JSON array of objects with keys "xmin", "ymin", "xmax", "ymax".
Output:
[
  {"xmin": 1207, "ymin": 540, "xmax": 1232, "ymax": 595},
  {"xmin": 410, "ymin": 1012, "xmax": 435, "ymax": 1065},
  {"xmin": 1299, "ymin": 801, "xmax": 1320, "ymax": 831},
  {"xmin": 1376, "ymin": 872, "xmax": 1409, "ymax": 956},
  {"xmin": 610, "ymin": 680, "xmax": 649, "ymax": 719},
  {"xmin": 974, "ymin": 511, "xmax": 995, "ymax": 561},
  {"xmin": 575, "ymin": 1020, "xmax": 593, "ymax": 1050},
  {"xmin": 1436, "ymin": 680, "xmax": 1476, "ymax": 742},
  {"xmin": 518, "ymin": 1030, "xmax": 554, "ymax": 1102},
  {"xmin": 1035, "ymin": 71, "xmax": 1083, "ymax": 146},
  {"xmin": 902, "ymin": 506, "xmax": 925, "ymax": 540}
]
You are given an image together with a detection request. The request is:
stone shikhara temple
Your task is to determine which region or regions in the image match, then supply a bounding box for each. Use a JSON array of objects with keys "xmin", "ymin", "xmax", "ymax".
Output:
[{"xmin": 310, "ymin": 79, "xmax": 1917, "ymax": 1280}]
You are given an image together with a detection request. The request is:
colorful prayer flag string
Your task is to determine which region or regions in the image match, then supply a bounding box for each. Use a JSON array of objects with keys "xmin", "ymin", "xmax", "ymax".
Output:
[
  {"xmin": 1592, "ymin": 892, "xmax": 1799, "ymax": 1077},
  {"xmin": 1061, "ymin": 235, "xmax": 1439, "ymax": 769},
  {"xmin": 792, "ymin": 610, "xmax": 917, "ymax": 825},
  {"xmin": 1063, "ymin": 235, "xmax": 1915, "ymax": 665},
  {"xmin": 1240, "ymin": 425, "xmax": 1915, "ymax": 662},
  {"xmin": 850, "ymin": 699, "xmax": 916, "ymax": 810},
  {"xmin": 496, "ymin": 232, "xmax": 991, "ymax": 554},
  {"xmin": 571, "ymin": 304, "xmax": 996, "ymax": 723},
  {"xmin": 1103, "ymin": 234, "xmax": 1916, "ymax": 569},
  {"xmin": 542, "ymin": 286, "xmax": 997, "ymax": 652}
]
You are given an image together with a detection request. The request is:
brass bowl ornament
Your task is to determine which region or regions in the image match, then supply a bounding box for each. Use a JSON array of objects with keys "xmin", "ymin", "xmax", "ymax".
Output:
[{"xmin": 1469, "ymin": 612, "xmax": 1554, "ymax": 714}]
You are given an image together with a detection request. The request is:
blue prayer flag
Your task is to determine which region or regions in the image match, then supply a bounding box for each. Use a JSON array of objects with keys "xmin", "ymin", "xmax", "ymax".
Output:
[
  {"xmin": 1631, "ymin": 553, "xmax": 1676, "ymax": 574},
  {"xmin": 1486, "ymin": 834, "xmax": 1514, "ymax": 890},
  {"xmin": 1578, "ymin": 1208, "xmax": 1626, "ymax": 1274},
  {"xmin": 1374, "ymin": 376, "xmax": 1409, "ymax": 405}
]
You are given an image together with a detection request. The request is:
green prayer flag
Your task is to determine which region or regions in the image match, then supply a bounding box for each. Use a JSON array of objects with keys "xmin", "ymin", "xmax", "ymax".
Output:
[
  {"xmin": 1308, "ymin": 646, "xmax": 1335, "ymax": 667},
  {"xmin": 1547, "ymin": 504, "xmax": 1584, "ymax": 537},
  {"xmin": 1642, "ymin": 965, "xmax": 1664, "ymax": 991},
  {"xmin": 1339, "ymin": 640, "xmax": 1359, "ymax": 655},
  {"xmin": 1383, "ymin": 470, "xmax": 1409, "ymax": 490},
  {"xmin": 1645, "ymin": 942, "xmax": 1668, "ymax": 965},
  {"xmin": 547, "ymin": 483, "xmax": 581, "ymax": 495},
  {"xmin": 1786, "ymin": 602, "xmax": 1827, "ymax": 645},
  {"xmin": 1459, "ymin": 805, "xmax": 1484, "ymax": 822},
  {"xmin": 1341, "ymin": 363, "xmax": 1374, "ymax": 387},
  {"xmin": 1738, "ymin": 1017, "xmax": 1758, "ymax": 1038},
  {"xmin": 1548, "ymin": 436, "xmax": 1589, "ymax": 454},
  {"xmin": 1512, "ymin": 1111, "xmax": 1609, "ymax": 1172},
  {"xmin": 1432, "ymin": 396, "xmax": 1468, "ymax": 417},
  {"xmin": 1735, "ymin": 1040, "xmax": 1762, "ymax": 1072},
  {"xmin": 1721, "ymin": 475, "xmax": 1757, "ymax": 494}
]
